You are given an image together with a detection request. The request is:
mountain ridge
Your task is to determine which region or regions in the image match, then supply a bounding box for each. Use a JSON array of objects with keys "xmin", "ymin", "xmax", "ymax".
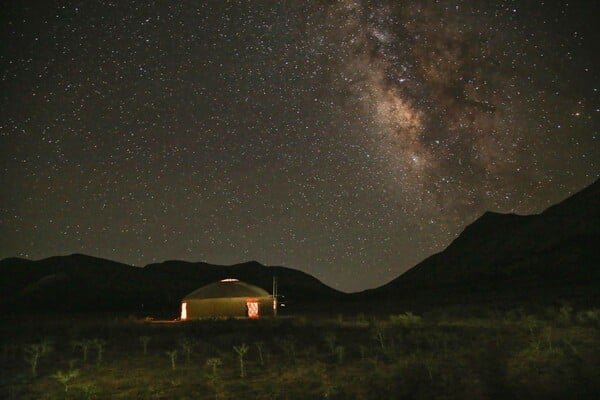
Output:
[
  {"xmin": 353, "ymin": 178, "xmax": 600, "ymax": 308},
  {"xmin": 0, "ymin": 254, "xmax": 344, "ymax": 315},
  {"xmin": 1, "ymin": 179, "xmax": 598, "ymax": 314}
]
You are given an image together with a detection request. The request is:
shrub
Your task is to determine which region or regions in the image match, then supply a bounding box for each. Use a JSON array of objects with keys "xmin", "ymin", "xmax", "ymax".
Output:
[
  {"xmin": 556, "ymin": 305, "xmax": 573, "ymax": 326},
  {"xmin": 233, "ymin": 344, "xmax": 249, "ymax": 378},
  {"xmin": 166, "ymin": 349, "xmax": 178, "ymax": 370},
  {"xmin": 178, "ymin": 337, "xmax": 197, "ymax": 363},
  {"xmin": 138, "ymin": 336, "xmax": 151, "ymax": 356},
  {"xmin": 71, "ymin": 339, "xmax": 94, "ymax": 362},
  {"xmin": 23, "ymin": 340, "xmax": 53, "ymax": 377},
  {"xmin": 91, "ymin": 338, "xmax": 107, "ymax": 366},
  {"xmin": 52, "ymin": 368, "xmax": 80, "ymax": 393},
  {"xmin": 389, "ymin": 312, "xmax": 423, "ymax": 327},
  {"xmin": 575, "ymin": 309, "xmax": 600, "ymax": 328}
]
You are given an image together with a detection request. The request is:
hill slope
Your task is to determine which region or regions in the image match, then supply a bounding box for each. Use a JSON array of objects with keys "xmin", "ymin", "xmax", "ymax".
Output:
[
  {"xmin": 2, "ymin": 180, "xmax": 598, "ymax": 314},
  {"xmin": 0, "ymin": 254, "xmax": 343, "ymax": 315},
  {"xmin": 356, "ymin": 179, "xmax": 600, "ymax": 309}
]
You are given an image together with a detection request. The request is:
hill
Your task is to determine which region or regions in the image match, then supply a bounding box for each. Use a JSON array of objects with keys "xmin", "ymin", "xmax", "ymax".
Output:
[
  {"xmin": 354, "ymin": 179, "xmax": 600, "ymax": 310},
  {"xmin": 0, "ymin": 254, "xmax": 343, "ymax": 315},
  {"xmin": 2, "ymin": 180, "xmax": 598, "ymax": 315}
]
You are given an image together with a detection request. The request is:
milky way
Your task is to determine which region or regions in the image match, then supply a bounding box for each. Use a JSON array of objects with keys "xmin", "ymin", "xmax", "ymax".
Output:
[{"xmin": 1, "ymin": 1, "xmax": 598, "ymax": 291}]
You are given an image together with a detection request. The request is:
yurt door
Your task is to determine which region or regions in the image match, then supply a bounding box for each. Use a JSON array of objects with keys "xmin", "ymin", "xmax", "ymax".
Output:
[
  {"xmin": 181, "ymin": 302, "xmax": 187, "ymax": 320},
  {"xmin": 246, "ymin": 298, "xmax": 259, "ymax": 319}
]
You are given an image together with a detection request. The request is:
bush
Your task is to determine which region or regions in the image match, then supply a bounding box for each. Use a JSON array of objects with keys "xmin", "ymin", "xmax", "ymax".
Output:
[
  {"xmin": 575, "ymin": 309, "xmax": 600, "ymax": 328},
  {"xmin": 389, "ymin": 312, "xmax": 423, "ymax": 327},
  {"xmin": 556, "ymin": 305, "xmax": 573, "ymax": 326}
]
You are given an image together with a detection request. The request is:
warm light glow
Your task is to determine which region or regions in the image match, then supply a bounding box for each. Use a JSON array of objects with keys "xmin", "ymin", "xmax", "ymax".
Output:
[
  {"xmin": 220, "ymin": 278, "xmax": 239, "ymax": 282},
  {"xmin": 181, "ymin": 302, "xmax": 187, "ymax": 320},
  {"xmin": 246, "ymin": 298, "xmax": 259, "ymax": 319}
]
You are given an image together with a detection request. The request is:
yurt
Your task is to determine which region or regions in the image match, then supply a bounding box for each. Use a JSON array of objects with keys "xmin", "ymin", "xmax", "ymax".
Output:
[{"xmin": 180, "ymin": 278, "xmax": 275, "ymax": 319}]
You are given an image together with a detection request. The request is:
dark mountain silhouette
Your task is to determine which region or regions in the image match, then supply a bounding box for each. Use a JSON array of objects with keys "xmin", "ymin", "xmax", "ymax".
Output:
[
  {"xmin": 1, "ymin": 179, "xmax": 598, "ymax": 315},
  {"xmin": 353, "ymin": 179, "xmax": 600, "ymax": 309},
  {"xmin": 0, "ymin": 254, "xmax": 343, "ymax": 315}
]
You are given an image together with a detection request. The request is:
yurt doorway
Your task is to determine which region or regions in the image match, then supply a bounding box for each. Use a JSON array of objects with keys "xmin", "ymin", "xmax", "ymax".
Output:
[{"xmin": 246, "ymin": 298, "xmax": 259, "ymax": 319}]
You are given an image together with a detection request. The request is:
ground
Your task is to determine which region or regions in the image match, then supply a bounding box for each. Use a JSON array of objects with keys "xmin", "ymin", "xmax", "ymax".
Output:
[{"xmin": 1, "ymin": 307, "xmax": 599, "ymax": 399}]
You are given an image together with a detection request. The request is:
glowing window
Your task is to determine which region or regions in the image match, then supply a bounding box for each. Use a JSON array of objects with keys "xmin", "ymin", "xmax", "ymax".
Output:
[
  {"xmin": 246, "ymin": 299, "xmax": 259, "ymax": 319},
  {"xmin": 181, "ymin": 302, "xmax": 187, "ymax": 320}
]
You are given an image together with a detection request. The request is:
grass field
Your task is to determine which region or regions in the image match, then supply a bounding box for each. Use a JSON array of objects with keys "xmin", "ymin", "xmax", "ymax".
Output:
[{"xmin": 1, "ymin": 307, "xmax": 599, "ymax": 399}]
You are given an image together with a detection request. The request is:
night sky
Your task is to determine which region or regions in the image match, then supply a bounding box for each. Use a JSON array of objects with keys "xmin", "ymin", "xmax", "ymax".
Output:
[{"xmin": 1, "ymin": 1, "xmax": 598, "ymax": 292}]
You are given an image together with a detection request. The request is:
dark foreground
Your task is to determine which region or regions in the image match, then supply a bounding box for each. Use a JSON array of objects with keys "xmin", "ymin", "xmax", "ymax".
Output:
[{"xmin": 1, "ymin": 307, "xmax": 599, "ymax": 400}]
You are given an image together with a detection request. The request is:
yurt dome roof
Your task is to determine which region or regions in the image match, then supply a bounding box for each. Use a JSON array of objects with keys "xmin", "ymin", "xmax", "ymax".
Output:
[{"xmin": 183, "ymin": 279, "xmax": 270, "ymax": 300}]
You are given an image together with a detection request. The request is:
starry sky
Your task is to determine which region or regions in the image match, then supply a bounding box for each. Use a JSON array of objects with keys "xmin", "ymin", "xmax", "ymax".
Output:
[{"xmin": 1, "ymin": 1, "xmax": 598, "ymax": 292}]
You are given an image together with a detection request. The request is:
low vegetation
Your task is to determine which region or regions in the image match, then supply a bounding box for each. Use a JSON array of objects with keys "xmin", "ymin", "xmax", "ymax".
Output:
[{"xmin": 0, "ymin": 307, "xmax": 599, "ymax": 399}]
